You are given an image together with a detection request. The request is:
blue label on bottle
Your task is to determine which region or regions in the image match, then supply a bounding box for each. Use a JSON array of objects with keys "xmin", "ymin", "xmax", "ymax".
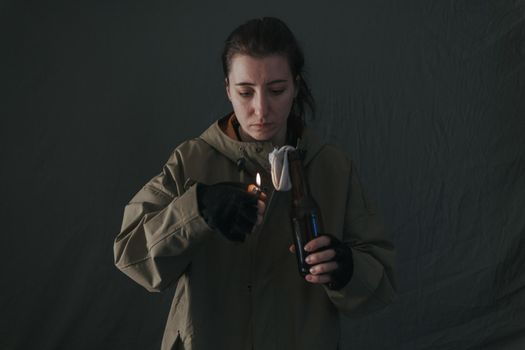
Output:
[{"xmin": 310, "ymin": 213, "xmax": 319, "ymax": 236}]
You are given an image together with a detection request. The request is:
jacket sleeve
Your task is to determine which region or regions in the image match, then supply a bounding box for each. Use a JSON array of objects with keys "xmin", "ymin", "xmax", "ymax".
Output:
[
  {"xmin": 324, "ymin": 162, "xmax": 397, "ymax": 317},
  {"xmin": 113, "ymin": 149, "xmax": 215, "ymax": 292}
]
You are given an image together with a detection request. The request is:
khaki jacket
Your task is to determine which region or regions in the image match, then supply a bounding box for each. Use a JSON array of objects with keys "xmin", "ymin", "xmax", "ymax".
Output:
[{"xmin": 114, "ymin": 117, "xmax": 396, "ymax": 350}]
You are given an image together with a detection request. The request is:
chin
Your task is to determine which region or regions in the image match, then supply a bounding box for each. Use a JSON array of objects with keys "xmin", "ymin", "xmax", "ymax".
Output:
[{"xmin": 251, "ymin": 132, "xmax": 274, "ymax": 141}]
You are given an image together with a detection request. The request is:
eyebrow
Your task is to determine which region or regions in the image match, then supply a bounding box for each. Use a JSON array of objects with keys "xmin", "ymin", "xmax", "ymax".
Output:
[{"xmin": 235, "ymin": 79, "xmax": 289, "ymax": 86}]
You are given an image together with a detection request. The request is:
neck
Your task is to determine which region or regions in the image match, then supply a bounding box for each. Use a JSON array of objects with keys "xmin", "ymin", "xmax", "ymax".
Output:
[{"xmin": 237, "ymin": 124, "xmax": 287, "ymax": 147}]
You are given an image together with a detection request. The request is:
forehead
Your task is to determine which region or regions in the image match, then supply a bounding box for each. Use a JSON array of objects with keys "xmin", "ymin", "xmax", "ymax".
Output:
[{"xmin": 228, "ymin": 54, "xmax": 292, "ymax": 83}]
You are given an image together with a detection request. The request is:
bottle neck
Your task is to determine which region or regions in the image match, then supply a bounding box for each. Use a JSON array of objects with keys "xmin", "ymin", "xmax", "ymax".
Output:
[{"xmin": 288, "ymin": 150, "xmax": 309, "ymax": 200}]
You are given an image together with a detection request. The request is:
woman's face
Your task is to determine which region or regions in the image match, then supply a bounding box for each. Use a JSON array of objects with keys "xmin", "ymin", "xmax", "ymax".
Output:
[{"xmin": 226, "ymin": 54, "xmax": 297, "ymax": 145}]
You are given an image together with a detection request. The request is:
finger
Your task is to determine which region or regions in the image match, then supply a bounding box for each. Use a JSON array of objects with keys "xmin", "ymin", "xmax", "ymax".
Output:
[
  {"xmin": 305, "ymin": 249, "xmax": 336, "ymax": 265},
  {"xmin": 305, "ymin": 273, "xmax": 332, "ymax": 284},
  {"xmin": 259, "ymin": 192, "xmax": 268, "ymax": 202},
  {"xmin": 309, "ymin": 261, "xmax": 338, "ymax": 275},
  {"xmin": 252, "ymin": 221, "xmax": 259, "ymax": 234},
  {"xmin": 304, "ymin": 235, "xmax": 332, "ymax": 252},
  {"xmin": 247, "ymin": 184, "xmax": 258, "ymax": 195},
  {"xmin": 289, "ymin": 244, "xmax": 296, "ymax": 253},
  {"xmin": 257, "ymin": 200, "xmax": 266, "ymax": 215},
  {"xmin": 256, "ymin": 213, "xmax": 263, "ymax": 226}
]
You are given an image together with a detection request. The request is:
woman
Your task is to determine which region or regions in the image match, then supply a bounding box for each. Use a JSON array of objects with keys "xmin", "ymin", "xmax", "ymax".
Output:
[{"xmin": 114, "ymin": 17, "xmax": 396, "ymax": 350}]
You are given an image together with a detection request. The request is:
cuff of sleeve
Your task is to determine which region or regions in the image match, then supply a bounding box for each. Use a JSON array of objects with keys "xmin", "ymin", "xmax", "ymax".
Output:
[
  {"xmin": 146, "ymin": 184, "xmax": 215, "ymax": 252},
  {"xmin": 323, "ymin": 249, "xmax": 393, "ymax": 317}
]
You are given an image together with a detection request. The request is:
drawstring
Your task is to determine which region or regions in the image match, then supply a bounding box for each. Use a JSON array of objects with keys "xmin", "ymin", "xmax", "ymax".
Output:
[
  {"xmin": 237, "ymin": 157, "xmax": 246, "ymax": 183},
  {"xmin": 236, "ymin": 157, "xmax": 246, "ymax": 171}
]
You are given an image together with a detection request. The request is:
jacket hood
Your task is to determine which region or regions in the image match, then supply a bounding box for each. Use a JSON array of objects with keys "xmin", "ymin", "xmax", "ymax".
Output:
[{"xmin": 199, "ymin": 115, "xmax": 325, "ymax": 177}]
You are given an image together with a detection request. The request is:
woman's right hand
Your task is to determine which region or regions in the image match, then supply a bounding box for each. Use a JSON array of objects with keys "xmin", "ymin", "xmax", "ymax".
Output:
[{"xmin": 197, "ymin": 182, "xmax": 265, "ymax": 242}]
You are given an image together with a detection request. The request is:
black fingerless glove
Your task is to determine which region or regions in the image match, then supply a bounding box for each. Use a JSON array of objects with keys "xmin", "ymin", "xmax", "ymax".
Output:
[
  {"xmin": 197, "ymin": 182, "xmax": 258, "ymax": 242},
  {"xmin": 320, "ymin": 234, "xmax": 354, "ymax": 290}
]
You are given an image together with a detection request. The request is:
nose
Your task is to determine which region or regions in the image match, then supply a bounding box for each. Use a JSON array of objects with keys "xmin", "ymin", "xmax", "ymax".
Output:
[{"xmin": 253, "ymin": 92, "xmax": 268, "ymax": 119}]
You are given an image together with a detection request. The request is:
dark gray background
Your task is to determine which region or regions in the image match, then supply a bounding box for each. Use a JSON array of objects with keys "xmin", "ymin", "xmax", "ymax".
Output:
[{"xmin": 1, "ymin": 0, "xmax": 525, "ymax": 349}]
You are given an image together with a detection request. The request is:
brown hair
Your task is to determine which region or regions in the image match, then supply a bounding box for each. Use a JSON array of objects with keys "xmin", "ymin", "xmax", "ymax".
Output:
[{"xmin": 222, "ymin": 17, "xmax": 315, "ymax": 131}]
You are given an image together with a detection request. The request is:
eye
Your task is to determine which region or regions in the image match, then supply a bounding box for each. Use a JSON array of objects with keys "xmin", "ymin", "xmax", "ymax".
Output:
[
  {"xmin": 270, "ymin": 87, "xmax": 286, "ymax": 96},
  {"xmin": 238, "ymin": 90, "xmax": 253, "ymax": 97}
]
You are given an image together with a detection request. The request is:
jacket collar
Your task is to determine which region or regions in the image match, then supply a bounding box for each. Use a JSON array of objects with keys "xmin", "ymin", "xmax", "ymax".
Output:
[{"xmin": 199, "ymin": 114, "xmax": 325, "ymax": 176}]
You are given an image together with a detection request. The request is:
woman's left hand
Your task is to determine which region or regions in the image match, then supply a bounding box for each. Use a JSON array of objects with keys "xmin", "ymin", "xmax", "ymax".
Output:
[{"xmin": 289, "ymin": 235, "xmax": 338, "ymax": 284}]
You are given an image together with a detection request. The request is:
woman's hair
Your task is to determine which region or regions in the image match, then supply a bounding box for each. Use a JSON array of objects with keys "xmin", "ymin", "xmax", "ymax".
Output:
[{"xmin": 221, "ymin": 17, "xmax": 315, "ymax": 130}]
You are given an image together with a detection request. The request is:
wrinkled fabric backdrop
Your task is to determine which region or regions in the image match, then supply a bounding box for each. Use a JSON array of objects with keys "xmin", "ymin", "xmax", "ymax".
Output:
[{"xmin": 1, "ymin": 0, "xmax": 524, "ymax": 349}]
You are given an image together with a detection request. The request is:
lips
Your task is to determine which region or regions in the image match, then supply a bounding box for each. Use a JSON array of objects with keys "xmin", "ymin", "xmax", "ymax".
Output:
[{"xmin": 252, "ymin": 123, "xmax": 273, "ymax": 128}]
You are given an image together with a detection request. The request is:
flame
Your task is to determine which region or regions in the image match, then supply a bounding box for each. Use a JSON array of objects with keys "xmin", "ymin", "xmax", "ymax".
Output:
[{"xmin": 256, "ymin": 173, "xmax": 261, "ymax": 187}]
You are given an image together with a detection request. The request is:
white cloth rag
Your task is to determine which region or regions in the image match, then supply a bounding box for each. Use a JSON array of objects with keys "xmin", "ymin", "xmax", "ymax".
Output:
[{"xmin": 269, "ymin": 145, "xmax": 296, "ymax": 191}]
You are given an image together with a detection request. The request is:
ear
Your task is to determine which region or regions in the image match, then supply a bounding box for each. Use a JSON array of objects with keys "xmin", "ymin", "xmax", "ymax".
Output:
[{"xmin": 225, "ymin": 77, "xmax": 232, "ymax": 101}]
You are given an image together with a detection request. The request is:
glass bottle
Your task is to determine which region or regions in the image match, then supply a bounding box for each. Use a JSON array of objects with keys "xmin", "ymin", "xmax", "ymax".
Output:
[{"xmin": 288, "ymin": 150, "xmax": 324, "ymax": 277}]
